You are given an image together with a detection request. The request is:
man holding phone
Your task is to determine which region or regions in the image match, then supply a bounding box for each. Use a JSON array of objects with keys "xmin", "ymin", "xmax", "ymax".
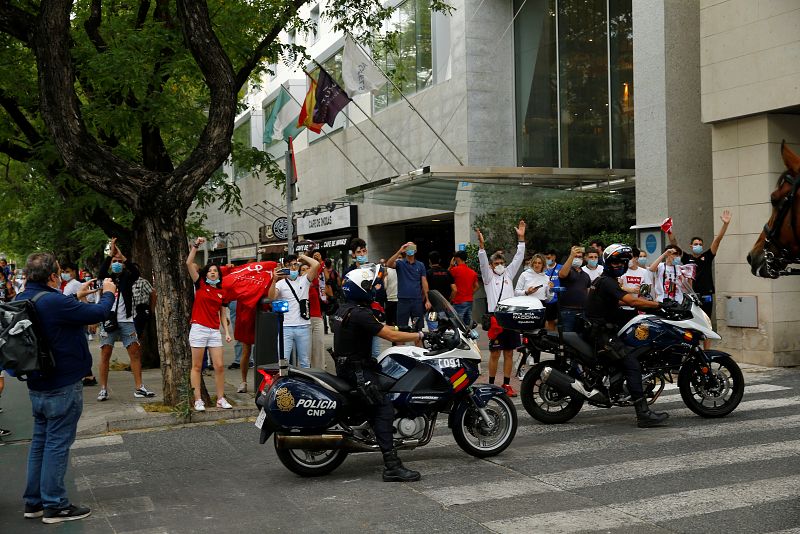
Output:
[
  {"xmin": 268, "ymin": 252, "xmax": 320, "ymax": 368},
  {"xmin": 558, "ymin": 246, "xmax": 592, "ymax": 332}
]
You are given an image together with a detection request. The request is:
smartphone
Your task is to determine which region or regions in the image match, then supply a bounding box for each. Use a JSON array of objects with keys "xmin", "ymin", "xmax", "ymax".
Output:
[
  {"xmin": 277, "ymin": 268, "xmax": 291, "ymax": 276},
  {"xmin": 577, "ymin": 247, "xmax": 585, "ymax": 253}
]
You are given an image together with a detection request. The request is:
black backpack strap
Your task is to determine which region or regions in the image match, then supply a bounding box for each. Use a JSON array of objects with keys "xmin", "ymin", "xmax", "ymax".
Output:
[{"xmin": 31, "ymin": 291, "xmax": 49, "ymax": 304}]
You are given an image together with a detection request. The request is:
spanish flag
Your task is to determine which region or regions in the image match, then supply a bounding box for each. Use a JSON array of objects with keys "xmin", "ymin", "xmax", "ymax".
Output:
[{"xmin": 297, "ymin": 78, "xmax": 323, "ymax": 134}]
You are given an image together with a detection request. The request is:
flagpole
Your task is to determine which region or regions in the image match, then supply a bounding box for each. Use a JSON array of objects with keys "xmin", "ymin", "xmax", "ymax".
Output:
[
  {"xmin": 313, "ymin": 61, "xmax": 417, "ymax": 170},
  {"xmin": 286, "ymin": 137, "xmax": 295, "ymax": 256},
  {"xmin": 346, "ymin": 32, "xmax": 465, "ymax": 166},
  {"xmin": 281, "ymin": 87, "xmax": 371, "ymax": 183},
  {"xmin": 303, "ymin": 70, "xmax": 401, "ymax": 176}
]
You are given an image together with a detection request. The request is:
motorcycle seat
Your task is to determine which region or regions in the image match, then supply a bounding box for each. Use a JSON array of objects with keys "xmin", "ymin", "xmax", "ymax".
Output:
[
  {"xmin": 288, "ymin": 366, "xmax": 353, "ymax": 393},
  {"xmin": 561, "ymin": 332, "xmax": 595, "ymax": 358}
]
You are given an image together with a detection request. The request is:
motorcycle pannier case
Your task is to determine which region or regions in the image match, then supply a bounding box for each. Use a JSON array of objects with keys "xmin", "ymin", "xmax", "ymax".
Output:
[
  {"xmin": 265, "ymin": 378, "xmax": 344, "ymax": 430},
  {"xmin": 493, "ymin": 296, "xmax": 546, "ymax": 332}
]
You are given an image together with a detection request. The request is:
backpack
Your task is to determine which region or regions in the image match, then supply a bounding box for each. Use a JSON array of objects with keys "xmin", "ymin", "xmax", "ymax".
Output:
[{"xmin": 0, "ymin": 292, "xmax": 56, "ymax": 378}]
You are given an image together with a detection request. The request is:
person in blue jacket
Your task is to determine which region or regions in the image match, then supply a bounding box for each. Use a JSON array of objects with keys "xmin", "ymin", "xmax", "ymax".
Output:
[{"xmin": 16, "ymin": 252, "xmax": 115, "ymax": 524}]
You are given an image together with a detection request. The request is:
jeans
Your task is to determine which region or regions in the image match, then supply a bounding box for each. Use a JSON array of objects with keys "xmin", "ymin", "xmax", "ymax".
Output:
[
  {"xmin": 372, "ymin": 336, "xmax": 381, "ymax": 359},
  {"xmin": 396, "ymin": 298, "xmax": 425, "ymax": 332},
  {"xmin": 559, "ymin": 308, "xmax": 582, "ymax": 333},
  {"xmin": 452, "ymin": 302, "xmax": 473, "ymax": 327},
  {"xmin": 25, "ymin": 381, "xmax": 83, "ymax": 510},
  {"xmin": 310, "ymin": 317, "xmax": 325, "ymax": 369},
  {"xmin": 283, "ymin": 325, "xmax": 311, "ymax": 368},
  {"xmin": 229, "ymin": 301, "xmax": 244, "ymax": 365}
]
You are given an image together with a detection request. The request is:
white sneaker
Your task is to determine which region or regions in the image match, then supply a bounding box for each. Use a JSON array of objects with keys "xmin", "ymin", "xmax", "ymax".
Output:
[
  {"xmin": 97, "ymin": 389, "xmax": 108, "ymax": 402},
  {"xmin": 216, "ymin": 397, "xmax": 233, "ymax": 409},
  {"xmin": 194, "ymin": 400, "xmax": 205, "ymax": 412},
  {"xmin": 237, "ymin": 382, "xmax": 247, "ymax": 393}
]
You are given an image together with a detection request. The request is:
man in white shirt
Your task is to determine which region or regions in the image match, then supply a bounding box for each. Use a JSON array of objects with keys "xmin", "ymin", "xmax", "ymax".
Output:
[
  {"xmin": 582, "ymin": 250, "xmax": 604, "ymax": 282},
  {"xmin": 268, "ymin": 253, "xmax": 320, "ymax": 368},
  {"xmin": 620, "ymin": 248, "xmax": 654, "ymax": 299},
  {"xmin": 477, "ymin": 221, "xmax": 526, "ymax": 397},
  {"xmin": 60, "ymin": 263, "xmax": 83, "ymax": 297}
]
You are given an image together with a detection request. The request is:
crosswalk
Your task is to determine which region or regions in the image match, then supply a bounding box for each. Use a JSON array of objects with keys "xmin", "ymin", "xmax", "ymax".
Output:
[{"xmin": 60, "ymin": 375, "xmax": 800, "ymax": 533}]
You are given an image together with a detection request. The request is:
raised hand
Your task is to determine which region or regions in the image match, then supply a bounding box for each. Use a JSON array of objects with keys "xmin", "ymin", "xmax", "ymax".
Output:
[
  {"xmin": 515, "ymin": 220, "xmax": 526, "ymax": 240},
  {"xmin": 720, "ymin": 209, "xmax": 732, "ymax": 225},
  {"xmin": 195, "ymin": 237, "xmax": 206, "ymax": 246},
  {"xmin": 475, "ymin": 228, "xmax": 485, "ymax": 249}
]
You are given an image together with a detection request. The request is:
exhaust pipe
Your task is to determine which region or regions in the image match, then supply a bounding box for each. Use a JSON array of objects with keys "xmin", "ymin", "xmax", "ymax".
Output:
[
  {"xmin": 541, "ymin": 367, "xmax": 608, "ymax": 404},
  {"xmin": 275, "ymin": 434, "xmax": 421, "ymax": 452}
]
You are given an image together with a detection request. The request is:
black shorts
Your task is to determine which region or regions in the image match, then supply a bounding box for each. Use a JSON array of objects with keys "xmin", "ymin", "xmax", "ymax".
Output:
[
  {"xmin": 544, "ymin": 301, "xmax": 559, "ymax": 322},
  {"xmin": 385, "ymin": 301, "xmax": 398, "ymax": 326},
  {"xmin": 699, "ymin": 295, "xmax": 713, "ymax": 316},
  {"xmin": 489, "ymin": 328, "xmax": 520, "ymax": 351}
]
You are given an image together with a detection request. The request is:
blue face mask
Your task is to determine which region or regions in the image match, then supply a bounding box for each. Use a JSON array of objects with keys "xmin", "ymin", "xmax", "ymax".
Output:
[
  {"xmin": 289, "ymin": 270, "xmax": 299, "ymax": 281},
  {"xmin": 546, "ymin": 259, "xmax": 554, "ymax": 267},
  {"xmin": 587, "ymin": 259, "xmax": 598, "ymax": 268},
  {"xmin": 406, "ymin": 249, "xmax": 416, "ymax": 257},
  {"xmin": 61, "ymin": 273, "xmax": 71, "ymax": 282},
  {"xmin": 111, "ymin": 262, "xmax": 123, "ymax": 274},
  {"xmin": 638, "ymin": 258, "xmax": 648, "ymax": 267},
  {"xmin": 356, "ymin": 255, "xmax": 368, "ymax": 264},
  {"xmin": 692, "ymin": 245, "xmax": 703, "ymax": 255},
  {"xmin": 206, "ymin": 278, "xmax": 219, "ymax": 286},
  {"xmin": 672, "ymin": 258, "xmax": 682, "ymax": 266}
]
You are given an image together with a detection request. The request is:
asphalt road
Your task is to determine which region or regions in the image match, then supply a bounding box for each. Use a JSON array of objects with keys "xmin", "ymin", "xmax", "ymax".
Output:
[{"xmin": 2, "ymin": 365, "xmax": 799, "ymax": 534}]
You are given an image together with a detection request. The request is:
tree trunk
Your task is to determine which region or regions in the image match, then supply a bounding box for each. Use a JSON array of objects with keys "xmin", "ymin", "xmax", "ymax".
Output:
[{"xmin": 141, "ymin": 209, "xmax": 194, "ymax": 406}]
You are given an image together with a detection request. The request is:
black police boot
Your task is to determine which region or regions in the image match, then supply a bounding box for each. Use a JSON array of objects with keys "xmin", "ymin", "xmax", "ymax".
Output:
[
  {"xmin": 634, "ymin": 398, "xmax": 669, "ymax": 428},
  {"xmin": 382, "ymin": 450, "xmax": 421, "ymax": 482}
]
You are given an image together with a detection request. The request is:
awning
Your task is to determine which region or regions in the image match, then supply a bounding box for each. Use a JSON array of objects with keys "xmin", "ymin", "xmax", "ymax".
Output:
[{"xmin": 342, "ymin": 166, "xmax": 635, "ymax": 210}]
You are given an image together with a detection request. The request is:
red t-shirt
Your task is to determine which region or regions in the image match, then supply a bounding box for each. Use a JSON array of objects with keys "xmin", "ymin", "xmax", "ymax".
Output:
[
  {"xmin": 191, "ymin": 279, "xmax": 227, "ymax": 329},
  {"xmin": 450, "ymin": 263, "xmax": 478, "ymax": 304},
  {"xmin": 220, "ymin": 261, "xmax": 277, "ymax": 345},
  {"xmin": 309, "ymin": 277, "xmax": 322, "ymax": 318}
]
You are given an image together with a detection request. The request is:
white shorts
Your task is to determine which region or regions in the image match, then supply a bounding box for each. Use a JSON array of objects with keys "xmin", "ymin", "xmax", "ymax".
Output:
[{"xmin": 189, "ymin": 323, "xmax": 223, "ymax": 348}]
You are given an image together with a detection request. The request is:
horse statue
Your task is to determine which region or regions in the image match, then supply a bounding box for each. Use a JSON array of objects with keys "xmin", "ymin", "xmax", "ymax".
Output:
[{"xmin": 747, "ymin": 141, "xmax": 800, "ymax": 278}]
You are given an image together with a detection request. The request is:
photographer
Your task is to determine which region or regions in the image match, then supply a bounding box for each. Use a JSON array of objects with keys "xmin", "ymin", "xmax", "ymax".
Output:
[{"xmin": 268, "ymin": 252, "xmax": 320, "ymax": 368}]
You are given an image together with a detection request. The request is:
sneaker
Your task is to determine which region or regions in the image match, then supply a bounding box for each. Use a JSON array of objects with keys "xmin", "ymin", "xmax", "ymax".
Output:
[
  {"xmin": 82, "ymin": 377, "xmax": 98, "ymax": 387},
  {"xmin": 24, "ymin": 503, "xmax": 43, "ymax": 518},
  {"xmin": 134, "ymin": 385, "xmax": 156, "ymax": 398},
  {"xmin": 502, "ymin": 384, "xmax": 518, "ymax": 397},
  {"xmin": 42, "ymin": 504, "xmax": 91, "ymax": 524},
  {"xmin": 516, "ymin": 365, "xmax": 526, "ymax": 380},
  {"xmin": 194, "ymin": 400, "xmax": 205, "ymax": 412},
  {"xmin": 0, "ymin": 428, "xmax": 11, "ymax": 437},
  {"xmin": 216, "ymin": 397, "xmax": 233, "ymax": 409},
  {"xmin": 248, "ymin": 361, "xmax": 254, "ymax": 368},
  {"xmin": 237, "ymin": 382, "xmax": 247, "ymax": 393},
  {"xmin": 207, "ymin": 364, "xmax": 214, "ymax": 371},
  {"xmin": 97, "ymin": 389, "xmax": 108, "ymax": 402},
  {"xmin": 227, "ymin": 362, "xmax": 240, "ymax": 370}
]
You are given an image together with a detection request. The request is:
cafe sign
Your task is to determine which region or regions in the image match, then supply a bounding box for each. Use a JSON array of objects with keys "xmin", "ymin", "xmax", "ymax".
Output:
[{"xmin": 296, "ymin": 205, "xmax": 356, "ymax": 235}]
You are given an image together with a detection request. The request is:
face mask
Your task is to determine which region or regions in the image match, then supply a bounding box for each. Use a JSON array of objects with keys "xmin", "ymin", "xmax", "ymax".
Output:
[
  {"xmin": 692, "ymin": 245, "xmax": 703, "ymax": 255},
  {"xmin": 406, "ymin": 249, "xmax": 416, "ymax": 256},
  {"xmin": 587, "ymin": 259, "xmax": 598, "ymax": 268},
  {"xmin": 356, "ymin": 255, "xmax": 368, "ymax": 264},
  {"xmin": 61, "ymin": 273, "xmax": 71, "ymax": 282},
  {"xmin": 289, "ymin": 270, "xmax": 299, "ymax": 281},
  {"xmin": 546, "ymin": 259, "xmax": 554, "ymax": 267},
  {"xmin": 638, "ymin": 258, "xmax": 648, "ymax": 267},
  {"xmin": 493, "ymin": 264, "xmax": 506, "ymax": 275},
  {"xmin": 206, "ymin": 278, "xmax": 219, "ymax": 286},
  {"xmin": 672, "ymin": 258, "xmax": 682, "ymax": 266},
  {"xmin": 572, "ymin": 258, "xmax": 582, "ymax": 268},
  {"xmin": 111, "ymin": 262, "xmax": 123, "ymax": 274}
]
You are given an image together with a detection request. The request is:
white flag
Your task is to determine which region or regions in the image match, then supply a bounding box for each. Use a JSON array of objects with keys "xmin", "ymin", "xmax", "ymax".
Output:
[{"xmin": 342, "ymin": 35, "xmax": 385, "ymax": 97}]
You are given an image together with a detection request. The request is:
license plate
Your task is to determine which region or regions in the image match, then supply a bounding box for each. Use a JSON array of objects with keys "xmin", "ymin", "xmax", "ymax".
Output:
[{"xmin": 254, "ymin": 408, "xmax": 266, "ymax": 429}]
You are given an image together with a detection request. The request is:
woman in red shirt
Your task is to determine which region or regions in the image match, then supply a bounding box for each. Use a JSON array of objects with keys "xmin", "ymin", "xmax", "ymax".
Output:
[{"xmin": 186, "ymin": 237, "xmax": 232, "ymax": 412}]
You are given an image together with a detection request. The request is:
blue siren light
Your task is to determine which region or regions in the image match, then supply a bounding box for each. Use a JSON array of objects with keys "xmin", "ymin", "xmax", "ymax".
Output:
[{"xmin": 272, "ymin": 300, "xmax": 290, "ymax": 313}]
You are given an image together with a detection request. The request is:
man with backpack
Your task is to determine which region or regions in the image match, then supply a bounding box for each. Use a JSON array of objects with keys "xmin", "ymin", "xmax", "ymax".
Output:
[{"xmin": 16, "ymin": 252, "xmax": 115, "ymax": 523}]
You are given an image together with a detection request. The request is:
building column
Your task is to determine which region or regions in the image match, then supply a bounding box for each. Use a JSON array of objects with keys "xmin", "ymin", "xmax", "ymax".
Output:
[
  {"xmin": 711, "ymin": 114, "xmax": 800, "ymax": 366},
  {"xmin": 633, "ymin": 0, "xmax": 712, "ymax": 240}
]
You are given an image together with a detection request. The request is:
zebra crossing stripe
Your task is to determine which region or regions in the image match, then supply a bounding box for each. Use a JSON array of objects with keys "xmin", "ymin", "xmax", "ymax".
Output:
[
  {"xmin": 71, "ymin": 450, "xmax": 132, "ymax": 467},
  {"xmin": 70, "ymin": 434, "xmax": 124, "ymax": 450},
  {"xmin": 96, "ymin": 496, "xmax": 155, "ymax": 518},
  {"xmin": 538, "ymin": 439, "xmax": 800, "ymax": 490},
  {"xmin": 419, "ymin": 477, "xmax": 555, "ymax": 506},
  {"xmin": 483, "ymin": 474, "xmax": 800, "ymax": 533},
  {"xmin": 496, "ymin": 413, "xmax": 800, "ymax": 460},
  {"xmin": 76, "ymin": 470, "xmax": 142, "ymax": 491}
]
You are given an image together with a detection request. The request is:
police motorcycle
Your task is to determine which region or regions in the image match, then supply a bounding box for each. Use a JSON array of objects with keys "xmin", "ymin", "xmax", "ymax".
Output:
[
  {"xmin": 255, "ymin": 289, "xmax": 518, "ymax": 477},
  {"xmin": 494, "ymin": 281, "xmax": 744, "ymax": 424}
]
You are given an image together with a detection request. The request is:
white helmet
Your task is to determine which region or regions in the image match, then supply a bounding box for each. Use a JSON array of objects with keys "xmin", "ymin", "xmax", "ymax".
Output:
[{"xmin": 341, "ymin": 264, "xmax": 383, "ymax": 302}]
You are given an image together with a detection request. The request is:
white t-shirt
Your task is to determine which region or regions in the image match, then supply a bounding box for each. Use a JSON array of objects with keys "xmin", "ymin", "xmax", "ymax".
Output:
[
  {"xmin": 654, "ymin": 263, "xmax": 686, "ymax": 303},
  {"xmin": 619, "ymin": 267, "xmax": 653, "ymax": 298},
  {"xmin": 385, "ymin": 267, "xmax": 398, "ymax": 302},
  {"xmin": 115, "ymin": 293, "xmax": 134, "ymax": 323},
  {"xmin": 582, "ymin": 265, "xmax": 604, "ymax": 282},
  {"xmin": 515, "ymin": 269, "xmax": 550, "ymax": 300},
  {"xmin": 62, "ymin": 279, "xmax": 82, "ymax": 297},
  {"xmin": 275, "ymin": 276, "xmax": 312, "ymax": 326}
]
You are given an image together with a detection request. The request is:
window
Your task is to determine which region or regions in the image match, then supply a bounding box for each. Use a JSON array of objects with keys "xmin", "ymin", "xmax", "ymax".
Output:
[
  {"xmin": 609, "ymin": 0, "xmax": 634, "ymax": 169},
  {"xmin": 232, "ymin": 118, "xmax": 252, "ymax": 180},
  {"xmin": 373, "ymin": 0, "xmax": 433, "ymax": 113},
  {"xmin": 310, "ymin": 6, "xmax": 320, "ymax": 44}
]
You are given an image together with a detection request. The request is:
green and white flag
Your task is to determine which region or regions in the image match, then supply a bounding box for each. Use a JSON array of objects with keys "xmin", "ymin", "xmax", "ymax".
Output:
[{"xmin": 264, "ymin": 86, "xmax": 302, "ymax": 143}]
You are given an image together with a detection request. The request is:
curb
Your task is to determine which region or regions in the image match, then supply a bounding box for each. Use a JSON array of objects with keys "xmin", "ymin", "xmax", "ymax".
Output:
[{"xmin": 77, "ymin": 406, "xmax": 259, "ymax": 436}]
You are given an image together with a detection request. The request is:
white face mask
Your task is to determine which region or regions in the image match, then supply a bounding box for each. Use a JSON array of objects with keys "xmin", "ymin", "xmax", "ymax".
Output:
[
  {"xmin": 572, "ymin": 258, "xmax": 583, "ymax": 268},
  {"xmin": 493, "ymin": 264, "xmax": 506, "ymax": 275}
]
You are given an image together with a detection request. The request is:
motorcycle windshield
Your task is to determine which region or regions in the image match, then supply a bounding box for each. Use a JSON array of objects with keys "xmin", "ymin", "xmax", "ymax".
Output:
[{"xmin": 427, "ymin": 290, "xmax": 469, "ymax": 334}]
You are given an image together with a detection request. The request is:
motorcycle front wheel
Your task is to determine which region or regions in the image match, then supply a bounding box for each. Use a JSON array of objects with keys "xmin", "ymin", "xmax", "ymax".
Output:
[
  {"xmin": 520, "ymin": 361, "xmax": 584, "ymax": 424},
  {"xmin": 452, "ymin": 394, "xmax": 517, "ymax": 458},
  {"xmin": 678, "ymin": 353, "xmax": 744, "ymax": 418},
  {"xmin": 274, "ymin": 437, "xmax": 349, "ymax": 477}
]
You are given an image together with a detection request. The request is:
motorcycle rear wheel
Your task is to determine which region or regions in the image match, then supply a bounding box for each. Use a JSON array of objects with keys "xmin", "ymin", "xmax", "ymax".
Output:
[
  {"xmin": 520, "ymin": 362, "xmax": 584, "ymax": 424},
  {"xmin": 452, "ymin": 395, "xmax": 517, "ymax": 458},
  {"xmin": 678, "ymin": 353, "xmax": 744, "ymax": 418},
  {"xmin": 274, "ymin": 437, "xmax": 349, "ymax": 477}
]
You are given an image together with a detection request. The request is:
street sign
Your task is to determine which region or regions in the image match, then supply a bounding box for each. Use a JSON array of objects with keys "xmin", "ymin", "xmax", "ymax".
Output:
[{"xmin": 272, "ymin": 217, "xmax": 289, "ymax": 240}]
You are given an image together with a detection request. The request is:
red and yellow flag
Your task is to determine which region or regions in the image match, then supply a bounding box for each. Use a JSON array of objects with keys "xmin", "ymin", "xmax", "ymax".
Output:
[{"xmin": 297, "ymin": 79, "xmax": 323, "ymax": 134}]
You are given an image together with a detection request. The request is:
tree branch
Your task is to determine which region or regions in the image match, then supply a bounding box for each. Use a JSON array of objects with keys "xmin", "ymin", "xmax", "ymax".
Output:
[
  {"xmin": 83, "ymin": 0, "xmax": 108, "ymax": 52},
  {"xmin": 0, "ymin": 90, "xmax": 42, "ymax": 145},
  {"xmin": 0, "ymin": 1, "xmax": 35, "ymax": 44},
  {"xmin": 234, "ymin": 0, "xmax": 306, "ymax": 90},
  {"xmin": 0, "ymin": 139, "xmax": 33, "ymax": 161},
  {"xmin": 135, "ymin": 0, "xmax": 151, "ymax": 30}
]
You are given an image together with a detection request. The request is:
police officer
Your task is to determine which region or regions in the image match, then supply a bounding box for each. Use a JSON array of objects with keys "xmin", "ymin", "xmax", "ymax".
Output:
[
  {"xmin": 332, "ymin": 264, "xmax": 429, "ymax": 481},
  {"xmin": 584, "ymin": 244, "xmax": 670, "ymax": 428}
]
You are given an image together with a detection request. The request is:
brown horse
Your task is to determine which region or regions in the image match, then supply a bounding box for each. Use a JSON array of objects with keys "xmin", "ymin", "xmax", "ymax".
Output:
[{"xmin": 747, "ymin": 141, "xmax": 800, "ymax": 278}]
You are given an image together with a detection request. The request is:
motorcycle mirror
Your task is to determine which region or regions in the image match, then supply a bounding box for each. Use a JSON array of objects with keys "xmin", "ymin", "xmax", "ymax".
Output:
[
  {"xmin": 427, "ymin": 311, "xmax": 438, "ymax": 322},
  {"xmin": 469, "ymin": 329, "xmax": 480, "ymax": 340}
]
